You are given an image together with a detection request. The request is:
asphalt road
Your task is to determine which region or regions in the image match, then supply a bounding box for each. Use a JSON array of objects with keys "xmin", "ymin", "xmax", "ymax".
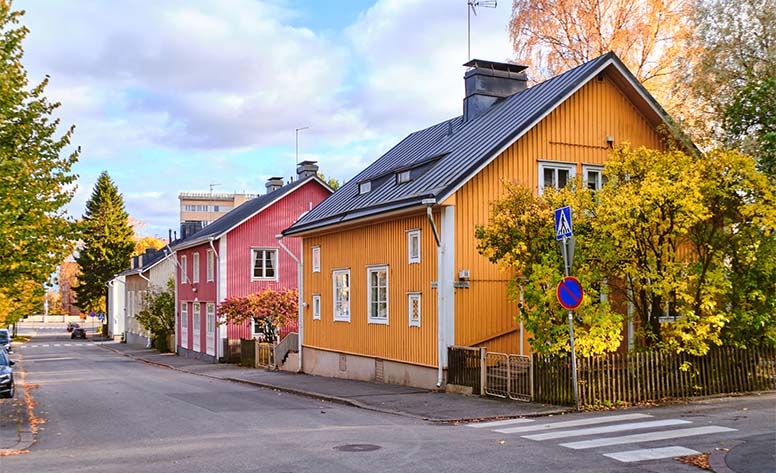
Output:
[{"xmin": 3, "ymin": 326, "xmax": 774, "ymax": 473}]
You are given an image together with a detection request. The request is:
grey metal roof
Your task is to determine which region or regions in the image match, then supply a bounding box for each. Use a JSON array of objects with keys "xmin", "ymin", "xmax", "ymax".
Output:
[
  {"xmin": 285, "ymin": 52, "xmax": 669, "ymax": 236},
  {"xmin": 173, "ymin": 175, "xmax": 330, "ymax": 250}
]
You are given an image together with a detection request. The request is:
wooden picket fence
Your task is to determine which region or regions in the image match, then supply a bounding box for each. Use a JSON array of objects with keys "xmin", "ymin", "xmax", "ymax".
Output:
[{"xmin": 533, "ymin": 346, "xmax": 776, "ymax": 406}]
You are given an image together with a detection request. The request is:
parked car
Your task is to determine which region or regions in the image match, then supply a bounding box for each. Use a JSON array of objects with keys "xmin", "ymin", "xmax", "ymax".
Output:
[
  {"xmin": 0, "ymin": 329, "xmax": 12, "ymax": 354},
  {"xmin": 67, "ymin": 322, "xmax": 80, "ymax": 333},
  {"xmin": 0, "ymin": 347, "xmax": 14, "ymax": 399},
  {"xmin": 71, "ymin": 328, "xmax": 87, "ymax": 339}
]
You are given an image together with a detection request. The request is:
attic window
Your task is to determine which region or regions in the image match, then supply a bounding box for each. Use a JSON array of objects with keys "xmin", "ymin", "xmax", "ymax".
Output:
[
  {"xmin": 359, "ymin": 181, "xmax": 371, "ymax": 194},
  {"xmin": 397, "ymin": 170, "xmax": 411, "ymax": 184}
]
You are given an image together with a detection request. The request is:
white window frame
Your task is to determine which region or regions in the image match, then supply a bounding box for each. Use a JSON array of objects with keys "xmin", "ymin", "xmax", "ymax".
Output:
[
  {"xmin": 312, "ymin": 246, "xmax": 320, "ymax": 273},
  {"xmin": 582, "ymin": 164, "xmax": 606, "ymax": 191},
  {"xmin": 180, "ymin": 255, "xmax": 188, "ymax": 284},
  {"xmin": 332, "ymin": 269, "xmax": 350, "ymax": 322},
  {"xmin": 397, "ymin": 170, "xmax": 411, "ymax": 184},
  {"xmin": 192, "ymin": 252, "xmax": 200, "ymax": 283},
  {"xmin": 407, "ymin": 229, "xmax": 421, "ymax": 264},
  {"xmin": 538, "ymin": 161, "xmax": 576, "ymax": 195},
  {"xmin": 251, "ymin": 248, "xmax": 278, "ymax": 281},
  {"xmin": 206, "ymin": 303, "xmax": 215, "ymax": 332},
  {"xmin": 206, "ymin": 249, "xmax": 215, "ymax": 282},
  {"xmin": 181, "ymin": 303, "xmax": 188, "ymax": 328},
  {"xmin": 367, "ymin": 265, "xmax": 389, "ymax": 325},
  {"xmin": 312, "ymin": 294, "xmax": 321, "ymax": 320},
  {"xmin": 408, "ymin": 293, "xmax": 421, "ymax": 327},
  {"xmin": 359, "ymin": 181, "xmax": 371, "ymax": 194}
]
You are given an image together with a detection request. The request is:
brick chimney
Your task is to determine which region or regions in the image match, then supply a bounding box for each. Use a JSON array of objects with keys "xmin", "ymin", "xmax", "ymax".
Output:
[
  {"xmin": 296, "ymin": 160, "xmax": 319, "ymax": 180},
  {"xmin": 265, "ymin": 177, "xmax": 284, "ymax": 193}
]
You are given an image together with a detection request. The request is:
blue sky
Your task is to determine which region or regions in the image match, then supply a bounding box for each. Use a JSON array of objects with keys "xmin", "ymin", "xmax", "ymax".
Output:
[{"xmin": 20, "ymin": 0, "xmax": 515, "ymax": 238}]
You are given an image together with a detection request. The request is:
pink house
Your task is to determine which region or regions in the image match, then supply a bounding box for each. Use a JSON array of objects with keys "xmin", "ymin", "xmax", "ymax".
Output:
[{"xmin": 172, "ymin": 162, "xmax": 332, "ymax": 361}]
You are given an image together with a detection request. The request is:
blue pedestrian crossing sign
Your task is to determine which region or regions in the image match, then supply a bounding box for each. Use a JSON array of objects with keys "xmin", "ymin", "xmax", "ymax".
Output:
[{"xmin": 555, "ymin": 206, "xmax": 573, "ymax": 240}]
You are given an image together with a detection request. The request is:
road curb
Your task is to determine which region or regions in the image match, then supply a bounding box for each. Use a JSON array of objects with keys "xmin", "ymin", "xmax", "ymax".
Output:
[{"xmin": 99, "ymin": 344, "xmax": 570, "ymax": 423}]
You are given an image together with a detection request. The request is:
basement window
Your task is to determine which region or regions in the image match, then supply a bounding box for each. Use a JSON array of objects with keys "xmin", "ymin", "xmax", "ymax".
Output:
[{"xmin": 359, "ymin": 181, "xmax": 371, "ymax": 194}]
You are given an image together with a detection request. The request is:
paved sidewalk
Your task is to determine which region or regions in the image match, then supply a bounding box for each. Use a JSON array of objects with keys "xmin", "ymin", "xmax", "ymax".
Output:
[
  {"xmin": 101, "ymin": 342, "xmax": 569, "ymax": 422},
  {"xmin": 0, "ymin": 354, "xmax": 34, "ymax": 454}
]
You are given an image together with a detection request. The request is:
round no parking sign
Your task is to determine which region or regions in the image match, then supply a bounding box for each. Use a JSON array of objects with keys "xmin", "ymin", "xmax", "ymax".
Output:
[{"xmin": 557, "ymin": 276, "xmax": 584, "ymax": 310}]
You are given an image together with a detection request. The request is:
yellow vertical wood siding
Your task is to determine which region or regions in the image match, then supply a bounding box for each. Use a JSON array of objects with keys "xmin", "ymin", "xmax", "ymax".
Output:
[
  {"xmin": 454, "ymin": 74, "xmax": 666, "ymax": 352},
  {"xmin": 303, "ymin": 212, "xmax": 439, "ymax": 367}
]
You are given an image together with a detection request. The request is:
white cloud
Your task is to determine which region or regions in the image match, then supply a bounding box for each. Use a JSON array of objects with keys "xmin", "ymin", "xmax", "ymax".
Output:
[
  {"xmin": 19, "ymin": 0, "xmax": 519, "ymax": 237},
  {"xmin": 346, "ymin": 0, "xmax": 515, "ymax": 132}
]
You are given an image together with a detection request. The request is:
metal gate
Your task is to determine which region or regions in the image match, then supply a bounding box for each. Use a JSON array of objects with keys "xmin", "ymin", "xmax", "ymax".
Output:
[{"xmin": 484, "ymin": 352, "xmax": 533, "ymax": 401}]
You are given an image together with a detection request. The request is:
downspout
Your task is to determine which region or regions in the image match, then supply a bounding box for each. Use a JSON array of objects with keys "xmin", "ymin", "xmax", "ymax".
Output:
[
  {"xmin": 276, "ymin": 233, "xmax": 303, "ymax": 373},
  {"xmin": 422, "ymin": 198, "xmax": 444, "ymax": 388},
  {"xmin": 209, "ymin": 238, "xmax": 220, "ymax": 361}
]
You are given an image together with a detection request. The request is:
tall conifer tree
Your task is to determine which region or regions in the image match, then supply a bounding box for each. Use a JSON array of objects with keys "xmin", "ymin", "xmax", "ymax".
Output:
[
  {"xmin": 0, "ymin": 2, "xmax": 79, "ymax": 325},
  {"xmin": 74, "ymin": 171, "xmax": 134, "ymax": 313}
]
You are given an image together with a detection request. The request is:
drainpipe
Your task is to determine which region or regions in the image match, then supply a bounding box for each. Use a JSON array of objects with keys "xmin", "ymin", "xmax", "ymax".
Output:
[
  {"xmin": 422, "ymin": 198, "xmax": 444, "ymax": 388},
  {"xmin": 276, "ymin": 234, "xmax": 303, "ymax": 373},
  {"xmin": 209, "ymin": 238, "xmax": 220, "ymax": 361}
]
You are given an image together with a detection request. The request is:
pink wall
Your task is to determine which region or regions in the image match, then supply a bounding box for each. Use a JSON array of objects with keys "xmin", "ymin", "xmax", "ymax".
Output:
[
  {"xmin": 225, "ymin": 181, "xmax": 330, "ymax": 340},
  {"xmin": 177, "ymin": 242, "xmax": 218, "ymax": 353}
]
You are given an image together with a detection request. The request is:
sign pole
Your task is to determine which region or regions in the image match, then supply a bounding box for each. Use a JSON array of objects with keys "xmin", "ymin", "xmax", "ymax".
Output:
[{"xmin": 562, "ymin": 236, "xmax": 580, "ymax": 412}]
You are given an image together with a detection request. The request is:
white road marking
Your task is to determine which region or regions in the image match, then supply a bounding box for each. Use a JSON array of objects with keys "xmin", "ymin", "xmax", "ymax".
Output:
[
  {"xmin": 468, "ymin": 418, "xmax": 535, "ymax": 428},
  {"xmin": 560, "ymin": 426, "xmax": 738, "ymax": 450},
  {"xmin": 25, "ymin": 357, "xmax": 76, "ymax": 362},
  {"xmin": 494, "ymin": 413, "xmax": 652, "ymax": 434},
  {"xmin": 523, "ymin": 419, "xmax": 692, "ymax": 441},
  {"xmin": 603, "ymin": 446, "xmax": 700, "ymax": 463}
]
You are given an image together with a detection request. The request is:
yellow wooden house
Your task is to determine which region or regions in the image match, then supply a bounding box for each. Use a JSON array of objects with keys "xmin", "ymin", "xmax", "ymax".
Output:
[{"xmin": 283, "ymin": 52, "xmax": 670, "ymax": 389}]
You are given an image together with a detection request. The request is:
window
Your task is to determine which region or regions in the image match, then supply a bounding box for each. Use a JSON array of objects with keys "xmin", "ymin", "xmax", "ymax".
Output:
[
  {"xmin": 583, "ymin": 165, "xmax": 606, "ymax": 191},
  {"xmin": 397, "ymin": 170, "xmax": 411, "ymax": 184},
  {"xmin": 206, "ymin": 303, "xmax": 215, "ymax": 332},
  {"xmin": 407, "ymin": 230, "xmax": 421, "ymax": 264},
  {"xmin": 359, "ymin": 181, "xmax": 371, "ymax": 194},
  {"xmin": 408, "ymin": 293, "xmax": 421, "ymax": 327},
  {"xmin": 207, "ymin": 250, "xmax": 215, "ymax": 281},
  {"xmin": 368, "ymin": 266, "xmax": 388, "ymax": 324},
  {"xmin": 312, "ymin": 294, "xmax": 321, "ymax": 320},
  {"xmin": 312, "ymin": 246, "xmax": 320, "ymax": 273},
  {"xmin": 538, "ymin": 161, "xmax": 576, "ymax": 194},
  {"xmin": 192, "ymin": 303, "xmax": 200, "ymax": 331},
  {"xmin": 180, "ymin": 256, "xmax": 188, "ymax": 284},
  {"xmin": 181, "ymin": 303, "xmax": 188, "ymax": 328},
  {"xmin": 252, "ymin": 248, "xmax": 278, "ymax": 280},
  {"xmin": 192, "ymin": 253, "xmax": 200, "ymax": 283},
  {"xmin": 332, "ymin": 269, "xmax": 350, "ymax": 322}
]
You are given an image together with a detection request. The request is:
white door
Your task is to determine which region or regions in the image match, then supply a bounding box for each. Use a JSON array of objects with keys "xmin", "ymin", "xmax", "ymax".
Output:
[
  {"xmin": 206, "ymin": 303, "xmax": 215, "ymax": 356},
  {"xmin": 192, "ymin": 302, "xmax": 201, "ymax": 352},
  {"xmin": 180, "ymin": 302, "xmax": 188, "ymax": 349}
]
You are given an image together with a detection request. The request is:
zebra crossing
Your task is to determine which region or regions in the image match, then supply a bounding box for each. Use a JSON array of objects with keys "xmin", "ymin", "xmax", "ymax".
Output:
[{"xmin": 467, "ymin": 412, "xmax": 737, "ymax": 463}]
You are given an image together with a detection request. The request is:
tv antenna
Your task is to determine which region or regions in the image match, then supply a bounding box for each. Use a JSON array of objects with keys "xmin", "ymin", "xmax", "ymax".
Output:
[
  {"xmin": 295, "ymin": 126, "xmax": 309, "ymax": 167},
  {"xmin": 209, "ymin": 183, "xmax": 221, "ymax": 194},
  {"xmin": 468, "ymin": 0, "xmax": 497, "ymax": 61}
]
